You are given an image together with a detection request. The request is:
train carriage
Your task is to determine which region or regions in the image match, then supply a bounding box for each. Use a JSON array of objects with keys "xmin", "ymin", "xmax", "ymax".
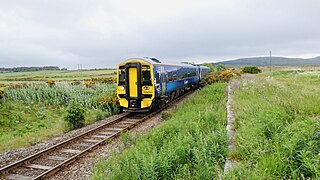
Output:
[{"xmin": 117, "ymin": 57, "xmax": 210, "ymax": 111}]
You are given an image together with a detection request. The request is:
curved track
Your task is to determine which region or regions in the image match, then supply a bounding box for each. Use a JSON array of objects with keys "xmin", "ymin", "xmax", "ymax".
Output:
[{"xmin": 0, "ymin": 91, "xmax": 192, "ymax": 180}]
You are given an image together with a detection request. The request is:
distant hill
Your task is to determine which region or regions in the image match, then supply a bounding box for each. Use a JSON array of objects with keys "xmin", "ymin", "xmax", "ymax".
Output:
[
  {"xmin": 0, "ymin": 66, "xmax": 67, "ymax": 73},
  {"xmin": 211, "ymin": 56, "xmax": 320, "ymax": 66}
]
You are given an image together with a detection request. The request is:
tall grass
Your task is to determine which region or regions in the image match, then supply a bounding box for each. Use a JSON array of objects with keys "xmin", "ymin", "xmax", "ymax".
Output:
[
  {"xmin": 0, "ymin": 82, "xmax": 117, "ymax": 152},
  {"xmin": 225, "ymin": 71, "xmax": 320, "ymax": 179},
  {"xmin": 92, "ymin": 83, "xmax": 228, "ymax": 180},
  {"xmin": 4, "ymin": 82, "xmax": 116, "ymax": 109}
]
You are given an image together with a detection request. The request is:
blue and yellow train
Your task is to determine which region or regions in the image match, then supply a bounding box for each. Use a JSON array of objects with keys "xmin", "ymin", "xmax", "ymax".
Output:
[{"xmin": 116, "ymin": 57, "xmax": 211, "ymax": 111}]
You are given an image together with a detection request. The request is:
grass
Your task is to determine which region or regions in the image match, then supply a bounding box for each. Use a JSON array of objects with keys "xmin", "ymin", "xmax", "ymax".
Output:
[
  {"xmin": 225, "ymin": 70, "xmax": 320, "ymax": 179},
  {"xmin": 0, "ymin": 81, "xmax": 118, "ymax": 152},
  {"xmin": 0, "ymin": 69, "xmax": 116, "ymax": 84},
  {"xmin": 91, "ymin": 83, "xmax": 228, "ymax": 180},
  {"xmin": 4, "ymin": 82, "xmax": 116, "ymax": 109}
]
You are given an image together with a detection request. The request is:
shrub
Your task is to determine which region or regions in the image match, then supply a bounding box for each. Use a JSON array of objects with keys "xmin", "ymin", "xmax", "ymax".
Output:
[
  {"xmin": 216, "ymin": 64, "xmax": 226, "ymax": 71},
  {"xmin": 96, "ymin": 94, "xmax": 119, "ymax": 112},
  {"xmin": 218, "ymin": 69, "xmax": 241, "ymax": 82},
  {"xmin": 0, "ymin": 90, "xmax": 4, "ymax": 99},
  {"xmin": 91, "ymin": 77, "xmax": 116, "ymax": 84},
  {"xmin": 46, "ymin": 79, "xmax": 55, "ymax": 87},
  {"xmin": 242, "ymin": 66, "xmax": 262, "ymax": 74},
  {"xmin": 202, "ymin": 63, "xmax": 216, "ymax": 72},
  {"xmin": 201, "ymin": 69, "xmax": 241, "ymax": 85},
  {"xmin": 64, "ymin": 102, "xmax": 86, "ymax": 130},
  {"xmin": 85, "ymin": 80, "xmax": 95, "ymax": 88}
]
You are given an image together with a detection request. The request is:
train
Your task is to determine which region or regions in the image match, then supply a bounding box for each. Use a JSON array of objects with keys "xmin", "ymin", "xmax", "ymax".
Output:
[{"xmin": 116, "ymin": 57, "xmax": 211, "ymax": 111}]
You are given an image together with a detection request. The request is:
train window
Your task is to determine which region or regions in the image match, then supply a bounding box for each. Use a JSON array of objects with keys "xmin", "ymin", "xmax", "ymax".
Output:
[
  {"xmin": 142, "ymin": 65, "xmax": 150, "ymax": 70},
  {"xmin": 181, "ymin": 72, "xmax": 185, "ymax": 79},
  {"xmin": 168, "ymin": 72, "xmax": 173, "ymax": 81},
  {"xmin": 142, "ymin": 70, "xmax": 152, "ymax": 85},
  {"xmin": 118, "ymin": 70, "xmax": 125, "ymax": 85},
  {"xmin": 173, "ymin": 72, "xmax": 177, "ymax": 80},
  {"xmin": 155, "ymin": 72, "xmax": 160, "ymax": 83}
]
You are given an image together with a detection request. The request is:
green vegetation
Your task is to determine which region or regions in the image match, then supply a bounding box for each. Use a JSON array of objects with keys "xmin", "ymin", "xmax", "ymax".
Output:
[
  {"xmin": 202, "ymin": 63, "xmax": 215, "ymax": 71},
  {"xmin": 65, "ymin": 102, "xmax": 86, "ymax": 130},
  {"xmin": 0, "ymin": 66, "xmax": 62, "ymax": 72},
  {"xmin": 0, "ymin": 69, "xmax": 116, "ymax": 85},
  {"xmin": 216, "ymin": 64, "xmax": 226, "ymax": 71},
  {"xmin": 4, "ymin": 82, "xmax": 116, "ymax": 109},
  {"xmin": 201, "ymin": 69, "xmax": 241, "ymax": 86},
  {"xmin": 241, "ymin": 66, "xmax": 262, "ymax": 74},
  {"xmin": 92, "ymin": 83, "xmax": 228, "ymax": 179},
  {"xmin": 225, "ymin": 71, "xmax": 320, "ymax": 179},
  {"xmin": 0, "ymin": 69, "xmax": 118, "ymax": 152}
]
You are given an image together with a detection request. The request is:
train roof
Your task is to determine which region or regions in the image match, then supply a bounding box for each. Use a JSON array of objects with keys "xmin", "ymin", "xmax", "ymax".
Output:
[{"xmin": 124, "ymin": 57, "xmax": 209, "ymax": 69}]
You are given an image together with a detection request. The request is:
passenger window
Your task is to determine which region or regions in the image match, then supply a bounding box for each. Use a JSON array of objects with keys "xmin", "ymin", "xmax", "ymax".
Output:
[
  {"xmin": 118, "ymin": 70, "xmax": 125, "ymax": 85},
  {"xmin": 168, "ymin": 72, "xmax": 173, "ymax": 81},
  {"xmin": 142, "ymin": 70, "xmax": 152, "ymax": 85}
]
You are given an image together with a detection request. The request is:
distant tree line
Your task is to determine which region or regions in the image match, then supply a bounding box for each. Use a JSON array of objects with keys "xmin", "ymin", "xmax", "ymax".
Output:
[{"xmin": 0, "ymin": 66, "xmax": 67, "ymax": 72}]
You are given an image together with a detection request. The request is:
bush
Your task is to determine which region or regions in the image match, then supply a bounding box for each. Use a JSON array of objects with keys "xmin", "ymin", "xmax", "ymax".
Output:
[
  {"xmin": 97, "ymin": 94, "xmax": 119, "ymax": 112},
  {"xmin": 216, "ymin": 64, "xmax": 226, "ymax": 71},
  {"xmin": 242, "ymin": 66, "xmax": 262, "ymax": 74},
  {"xmin": 91, "ymin": 77, "xmax": 116, "ymax": 84},
  {"xmin": 200, "ymin": 69, "xmax": 241, "ymax": 86},
  {"xmin": 202, "ymin": 63, "xmax": 216, "ymax": 72},
  {"xmin": 64, "ymin": 102, "xmax": 86, "ymax": 130},
  {"xmin": 85, "ymin": 80, "xmax": 95, "ymax": 88},
  {"xmin": 46, "ymin": 79, "xmax": 55, "ymax": 87},
  {"xmin": 0, "ymin": 90, "xmax": 4, "ymax": 99}
]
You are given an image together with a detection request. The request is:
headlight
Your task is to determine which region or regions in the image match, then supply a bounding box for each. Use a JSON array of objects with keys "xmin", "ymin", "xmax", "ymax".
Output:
[
  {"xmin": 120, "ymin": 86, "xmax": 125, "ymax": 90},
  {"xmin": 144, "ymin": 86, "xmax": 149, "ymax": 90}
]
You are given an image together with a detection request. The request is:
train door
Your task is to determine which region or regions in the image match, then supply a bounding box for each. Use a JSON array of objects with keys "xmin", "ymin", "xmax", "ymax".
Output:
[
  {"xmin": 128, "ymin": 67, "xmax": 138, "ymax": 97},
  {"xmin": 125, "ymin": 62, "xmax": 141, "ymax": 108}
]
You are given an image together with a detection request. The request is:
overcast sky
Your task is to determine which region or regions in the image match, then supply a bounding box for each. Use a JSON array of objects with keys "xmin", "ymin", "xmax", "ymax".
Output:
[{"xmin": 0, "ymin": 0, "xmax": 319, "ymax": 69}]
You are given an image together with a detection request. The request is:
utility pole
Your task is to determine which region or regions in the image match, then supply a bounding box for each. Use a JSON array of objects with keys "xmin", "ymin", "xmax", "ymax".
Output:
[{"xmin": 269, "ymin": 51, "xmax": 272, "ymax": 72}]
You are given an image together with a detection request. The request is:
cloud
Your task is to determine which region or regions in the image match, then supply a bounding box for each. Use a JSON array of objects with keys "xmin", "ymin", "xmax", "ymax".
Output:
[{"xmin": 0, "ymin": 0, "xmax": 319, "ymax": 69}]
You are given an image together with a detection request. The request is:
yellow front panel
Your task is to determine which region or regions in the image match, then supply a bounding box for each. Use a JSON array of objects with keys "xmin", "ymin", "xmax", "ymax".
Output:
[
  {"xmin": 141, "ymin": 99, "xmax": 153, "ymax": 109},
  {"xmin": 119, "ymin": 98, "xmax": 128, "ymax": 108},
  {"xmin": 129, "ymin": 68, "xmax": 138, "ymax": 97}
]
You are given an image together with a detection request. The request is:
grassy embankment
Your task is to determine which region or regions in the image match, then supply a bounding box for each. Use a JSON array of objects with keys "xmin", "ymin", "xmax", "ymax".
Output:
[
  {"xmin": 92, "ymin": 83, "xmax": 228, "ymax": 179},
  {"xmin": 0, "ymin": 69, "xmax": 117, "ymax": 152},
  {"xmin": 225, "ymin": 70, "xmax": 320, "ymax": 179}
]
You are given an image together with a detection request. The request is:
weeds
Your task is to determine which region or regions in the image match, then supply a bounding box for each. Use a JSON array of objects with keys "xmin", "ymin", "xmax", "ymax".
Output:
[{"xmin": 225, "ymin": 71, "xmax": 320, "ymax": 179}]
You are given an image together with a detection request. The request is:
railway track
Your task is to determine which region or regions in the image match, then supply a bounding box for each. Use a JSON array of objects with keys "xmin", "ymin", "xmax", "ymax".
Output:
[{"xmin": 0, "ymin": 91, "xmax": 192, "ymax": 180}]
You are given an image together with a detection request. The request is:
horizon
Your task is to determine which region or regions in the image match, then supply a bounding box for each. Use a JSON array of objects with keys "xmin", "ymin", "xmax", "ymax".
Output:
[{"xmin": 1, "ymin": 55, "xmax": 320, "ymax": 70}]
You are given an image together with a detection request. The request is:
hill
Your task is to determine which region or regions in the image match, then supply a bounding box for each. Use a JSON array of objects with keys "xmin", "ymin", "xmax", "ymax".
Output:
[{"xmin": 211, "ymin": 56, "xmax": 320, "ymax": 66}]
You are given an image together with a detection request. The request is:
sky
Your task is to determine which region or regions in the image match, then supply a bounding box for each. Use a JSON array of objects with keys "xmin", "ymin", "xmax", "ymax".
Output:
[{"xmin": 0, "ymin": 0, "xmax": 319, "ymax": 69}]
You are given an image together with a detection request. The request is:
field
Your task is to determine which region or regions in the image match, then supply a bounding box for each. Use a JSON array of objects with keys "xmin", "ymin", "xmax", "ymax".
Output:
[
  {"xmin": 0, "ymin": 69, "xmax": 116, "ymax": 86},
  {"xmin": 225, "ymin": 70, "xmax": 320, "ymax": 179},
  {"xmin": 0, "ymin": 69, "xmax": 117, "ymax": 152},
  {"xmin": 1, "ymin": 66, "xmax": 319, "ymax": 178},
  {"xmin": 259, "ymin": 65, "xmax": 320, "ymax": 73}
]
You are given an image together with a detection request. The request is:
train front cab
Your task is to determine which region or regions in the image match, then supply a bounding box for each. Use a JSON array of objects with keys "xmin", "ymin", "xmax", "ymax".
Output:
[{"xmin": 117, "ymin": 59, "xmax": 155, "ymax": 111}]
